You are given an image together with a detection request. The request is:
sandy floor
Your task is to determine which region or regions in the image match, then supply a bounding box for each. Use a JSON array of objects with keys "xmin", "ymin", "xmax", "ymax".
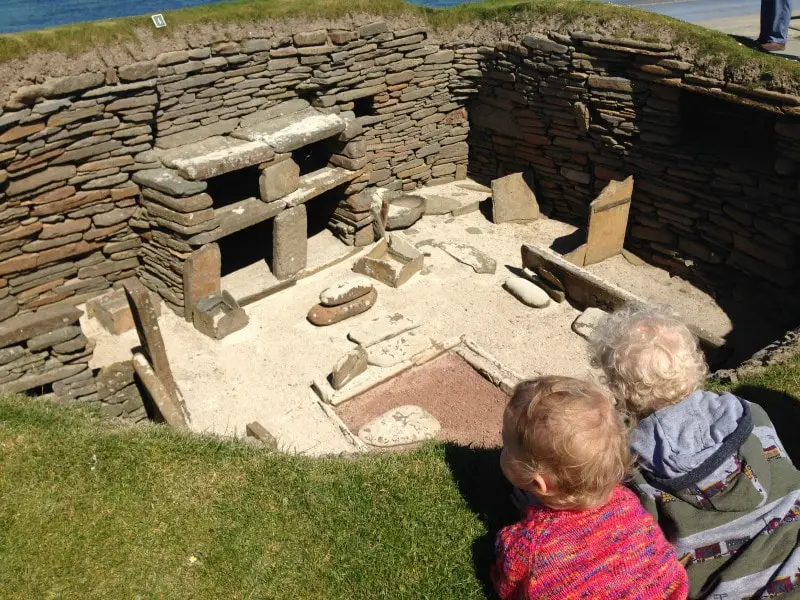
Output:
[
  {"xmin": 83, "ymin": 179, "xmax": 743, "ymax": 456},
  {"xmin": 337, "ymin": 352, "xmax": 509, "ymax": 449}
]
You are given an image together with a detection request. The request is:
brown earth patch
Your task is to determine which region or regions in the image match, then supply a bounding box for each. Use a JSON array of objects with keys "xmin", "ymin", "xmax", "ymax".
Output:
[{"xmin": 337, "ymin": 351, "xmax": 509, "ymax": 448}]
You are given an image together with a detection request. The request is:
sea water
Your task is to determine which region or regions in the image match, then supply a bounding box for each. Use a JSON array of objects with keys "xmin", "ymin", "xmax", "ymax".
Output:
[{"xmin": 1, "ymin": 0, "xmax": 480, "ymax": 34}]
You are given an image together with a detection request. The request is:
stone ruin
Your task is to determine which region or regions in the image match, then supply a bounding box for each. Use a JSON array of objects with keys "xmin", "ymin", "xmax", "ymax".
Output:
[{"xmin": 0, "ymin": 18, "xmax": 798, "ymax": 437}]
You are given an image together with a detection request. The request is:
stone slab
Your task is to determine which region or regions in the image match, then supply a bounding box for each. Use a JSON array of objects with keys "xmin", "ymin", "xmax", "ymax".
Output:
[
  {"xmin": 87, "ymin": 288, "xmax": 162, "ymax": 335},
  {"xmin": 281, "ymin": 167, "xmax": 361, "ymax": 208},
  {"xmin": 221, "ymin": 260, "xmax": 292, "ymax": 308},
  {"xmin": 159, "ymin": 136, "xmax": 275, "ymax": 181},
  {"xmin": 272, "ymin": 204, "xmax": 307, "ymax": 280},
  {"xmin": 366, "ymin": 329, "xmax": 431, "ymax": 368},
  {"xmin": 331, "ymin": 346, "xmax": 368, "ymax": 390},
  {"xmin": 131, "ymin": 353, "xmax": 188, "ymax": 428},
  {"xmin": 572, "ymin": 307, "xmax": 608, "ymax": 340},
  {"xmin": 183, "ymin": 244, "xmax": 221, "ymax": 321},
  {"xmin": 420, "ymin": 240, "xmax": 496, "ymax": 274},
  {"xmin": 491, "ymin": 172, "xmax": 539, "ymax": 224},
  {"xmin": 358, "ymin": 405, "xmax": 441, "ymax": 447},
  {"xmin": 584, "ymin": 176, "xmax": 633, "ymax": 267},
  {"xmin": 0, "ymin": 364, "xmax": 86, "ymax": 395},
  {"xmin": 123, "ymin": 278, "xmax": 183, "ymax": 404},
  {"xmin": 347, "ymin": 313, "xmax": 419, "ymax": 347},
  {"xmin": 0, "ymin": 305, "xmax": 82, "ymax": 349},
  {"xmin": 233, "ymin": 107, "xmax": 346, "ymax": 153},
  {"xmin": 260, "ymin": 158, "xmax": 300, "ymax": 203},
  {"xmin": 246, "ymin": 421, "xmax": 278, "ymax": 449},
  {"xmin": 27, "ymin": 325, "xmax": 81, "ymax": 351},
  {"xmin": 132, "ymin": 168, "xmax": 207, "ymax": 197},
  {"xmin": 187, "ymin": 198, "xmax": 286, "ymax": 246},
  {"xmin": 423, "ymin": 194, "xmax": 461, "ymax": 215}
]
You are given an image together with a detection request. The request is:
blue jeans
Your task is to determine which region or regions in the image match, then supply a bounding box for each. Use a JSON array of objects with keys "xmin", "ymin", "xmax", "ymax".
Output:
[{"xmin": 760, "ymin": 0, "xmax": 793, "ymax": 44}]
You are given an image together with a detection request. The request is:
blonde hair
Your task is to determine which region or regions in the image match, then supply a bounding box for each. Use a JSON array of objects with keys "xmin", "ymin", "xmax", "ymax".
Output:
[
  {"xmin": 589, "ymin": 305, "xmax": 708, "ymax": 417},
  {"xmin": 504, "ymin": 376, "xmax": 630, "ymax": 510}
]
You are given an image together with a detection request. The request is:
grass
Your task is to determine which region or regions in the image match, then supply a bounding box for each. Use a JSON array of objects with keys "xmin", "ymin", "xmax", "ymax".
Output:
[
  {"xmin": 708, "ymin": 350, "xmax": 800, "ymax": 462},
  {"xmin": 0, "ymin": 0, "xmax": 798, "ymax": 86},
  {"xmin": 0, "ymin": 393, "xmax": 513, "ymax": 600}
]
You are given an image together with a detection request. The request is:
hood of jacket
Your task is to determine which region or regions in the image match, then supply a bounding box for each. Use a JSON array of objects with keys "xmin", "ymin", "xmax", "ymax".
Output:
[{"xmin": 631, "ymin": 390, "xmax": 753, "ymax": 493}]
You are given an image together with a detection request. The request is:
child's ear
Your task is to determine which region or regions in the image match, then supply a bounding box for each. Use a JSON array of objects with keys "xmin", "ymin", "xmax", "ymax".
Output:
[{"xmin": 532, "ymin": 474, "xmax": 548, "ymax": 496}]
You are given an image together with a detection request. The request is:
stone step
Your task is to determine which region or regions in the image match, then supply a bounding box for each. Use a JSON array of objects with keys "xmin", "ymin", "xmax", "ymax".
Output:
[
  {"xmin": 158, "ymin": 135, "xmax": 275, "ymax": 181},
  {"xmin": 283, "ymin": 166, "xmax": 361, "ymax": 207},
  {"xmin": 187, "ymin": 197, "xmax": 286, "ymax": 246},
  {"xmin": 232, "ymin": 107, "xmax": 347, "ymax": 153}
]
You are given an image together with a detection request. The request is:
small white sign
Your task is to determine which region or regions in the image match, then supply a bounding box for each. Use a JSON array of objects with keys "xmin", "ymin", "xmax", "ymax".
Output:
[{"xmin": 151, "ymin": 14, "xmax": 167, "ymax": 28}]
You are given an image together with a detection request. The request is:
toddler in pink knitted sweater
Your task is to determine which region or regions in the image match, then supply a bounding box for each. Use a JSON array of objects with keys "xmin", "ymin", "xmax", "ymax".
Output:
[{"xmin": 492, "ymin": 376, "xmax": 688, "ymax": 599}]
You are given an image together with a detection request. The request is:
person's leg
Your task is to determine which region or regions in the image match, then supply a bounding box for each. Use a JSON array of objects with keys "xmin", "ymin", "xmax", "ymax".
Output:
[{"xmin": 760, "ymin": 0, "xmax": 792, "ymax": 44}]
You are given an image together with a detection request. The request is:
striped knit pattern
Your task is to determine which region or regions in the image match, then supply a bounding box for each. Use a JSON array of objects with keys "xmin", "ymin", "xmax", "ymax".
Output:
[{"xmin": 492, "ymin": 486, "xmax": 689, "ymax": 599}]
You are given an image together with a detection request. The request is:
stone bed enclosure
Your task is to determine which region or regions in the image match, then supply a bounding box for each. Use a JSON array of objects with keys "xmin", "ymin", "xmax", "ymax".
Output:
[{"xmin": 0, "ymin": 18, "xmax": 798, "ymax": 422}]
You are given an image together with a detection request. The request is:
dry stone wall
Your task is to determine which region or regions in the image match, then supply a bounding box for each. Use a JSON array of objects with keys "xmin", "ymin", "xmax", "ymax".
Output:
[
  {"xmin": 466, "ymin": 34, "xmax": 800, "ymax": 293},
  {"xmin": 0, "ymin": 19, "xmax": 798, "ymax": 415}
]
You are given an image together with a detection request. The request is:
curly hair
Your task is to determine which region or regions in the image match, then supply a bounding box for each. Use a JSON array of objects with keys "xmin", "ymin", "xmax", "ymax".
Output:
[
  {"xmin": 588, "ymin": 305, "xmax": 708, "ymax": 417},
  {"xmin": 503, "ymin": 376, "xmax": 631, "ymax": 511}
]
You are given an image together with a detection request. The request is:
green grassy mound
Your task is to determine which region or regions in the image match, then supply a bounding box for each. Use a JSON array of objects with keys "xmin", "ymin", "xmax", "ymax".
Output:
[
  {"xmin": 0, "ymin": 0, "xmax": 798, "ymax": 85},
  {"xmin": 0, "ymin": 392, "xmax": 510, "ymax": 600}
]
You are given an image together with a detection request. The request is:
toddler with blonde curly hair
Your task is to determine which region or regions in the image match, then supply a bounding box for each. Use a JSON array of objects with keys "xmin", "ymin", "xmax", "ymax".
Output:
[
  {"xmin": 492, "ymin": 375, "xmax": 688, "ymax": 599},
  {"xmin": 591, "ymin": 306, "xmax": 800, "ymax": 599}
]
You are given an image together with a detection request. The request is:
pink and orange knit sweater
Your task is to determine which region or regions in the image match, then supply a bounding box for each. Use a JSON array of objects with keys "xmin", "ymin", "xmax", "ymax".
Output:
[{"xmin": 492, "ymin": 486, "xmax": 688, "ymax": 599}]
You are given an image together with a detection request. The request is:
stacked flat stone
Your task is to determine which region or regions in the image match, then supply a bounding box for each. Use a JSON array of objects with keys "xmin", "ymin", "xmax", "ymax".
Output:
[
  {"xmin": 0, "ymin": 305, "xmax": 96, "ymax": 404},
  {"xmin": 0, "ymin": 69, "xmax": 158, "ymax": 318},
  {"xmin": 308, "ymin": 279, "xmax": 377, "ymax": 326},
  {"xmin": 466, "ymin": 32, "xmax": 800, "ymax": 290},
  {"xmin": 95, "ymin": 360, "xmax": 148, "ymax": 422}
]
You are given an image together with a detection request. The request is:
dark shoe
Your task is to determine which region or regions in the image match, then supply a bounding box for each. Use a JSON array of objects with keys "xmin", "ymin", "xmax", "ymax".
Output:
[{"xmin": 760, "ymin": 42, "xmax": 787, "ymax": 52}]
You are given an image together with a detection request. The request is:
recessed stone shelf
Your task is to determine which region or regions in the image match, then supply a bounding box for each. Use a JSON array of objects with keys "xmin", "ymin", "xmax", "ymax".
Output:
[
  {"xmin": 185, "ymin": 167, "xmax": 360, "ymax": 246},
  {"xmin": 187, "ymin": 197, "xmax": 285, "ymax": 246},
  {"xmin": 283, "ymin": 167, "xmax": 362, "ymax": 207}
]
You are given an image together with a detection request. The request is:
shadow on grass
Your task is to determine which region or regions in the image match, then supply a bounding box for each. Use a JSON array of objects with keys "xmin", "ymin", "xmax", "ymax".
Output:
[
  {"xmin": 732, "ymin": 385, "xmax": 800, "ymax": 465},
  {"xmin": 443, "ymin": 443, "xmax": 516, "ymax": 599}
]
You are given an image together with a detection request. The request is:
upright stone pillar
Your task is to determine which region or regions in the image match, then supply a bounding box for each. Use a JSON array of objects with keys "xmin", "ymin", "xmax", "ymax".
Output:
[
  {"xmin": 272, "ymin": 205, "xmax": 307, "ymax": 280},
  {"xmin": 182, "ymin": 243, "xmax": 221, "ymax": 321}
]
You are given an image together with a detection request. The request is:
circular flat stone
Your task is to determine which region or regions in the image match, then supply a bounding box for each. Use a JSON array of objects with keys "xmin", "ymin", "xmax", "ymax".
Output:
[
  {"xmin": 319, "ymin": 278, "xmax": 375, "ymax": 307},
  {"xmin": 358, "ymin": 405, "xmax": 441, "ymax": 447},
  {"xmin": 503, "ymin": 277, "xmax": 550, "ymax": 308}
]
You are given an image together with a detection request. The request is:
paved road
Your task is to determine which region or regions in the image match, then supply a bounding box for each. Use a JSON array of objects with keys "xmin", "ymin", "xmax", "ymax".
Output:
[{"xmin": 607, "ymin": 0, "xmax": 761, "ymax": 23}]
